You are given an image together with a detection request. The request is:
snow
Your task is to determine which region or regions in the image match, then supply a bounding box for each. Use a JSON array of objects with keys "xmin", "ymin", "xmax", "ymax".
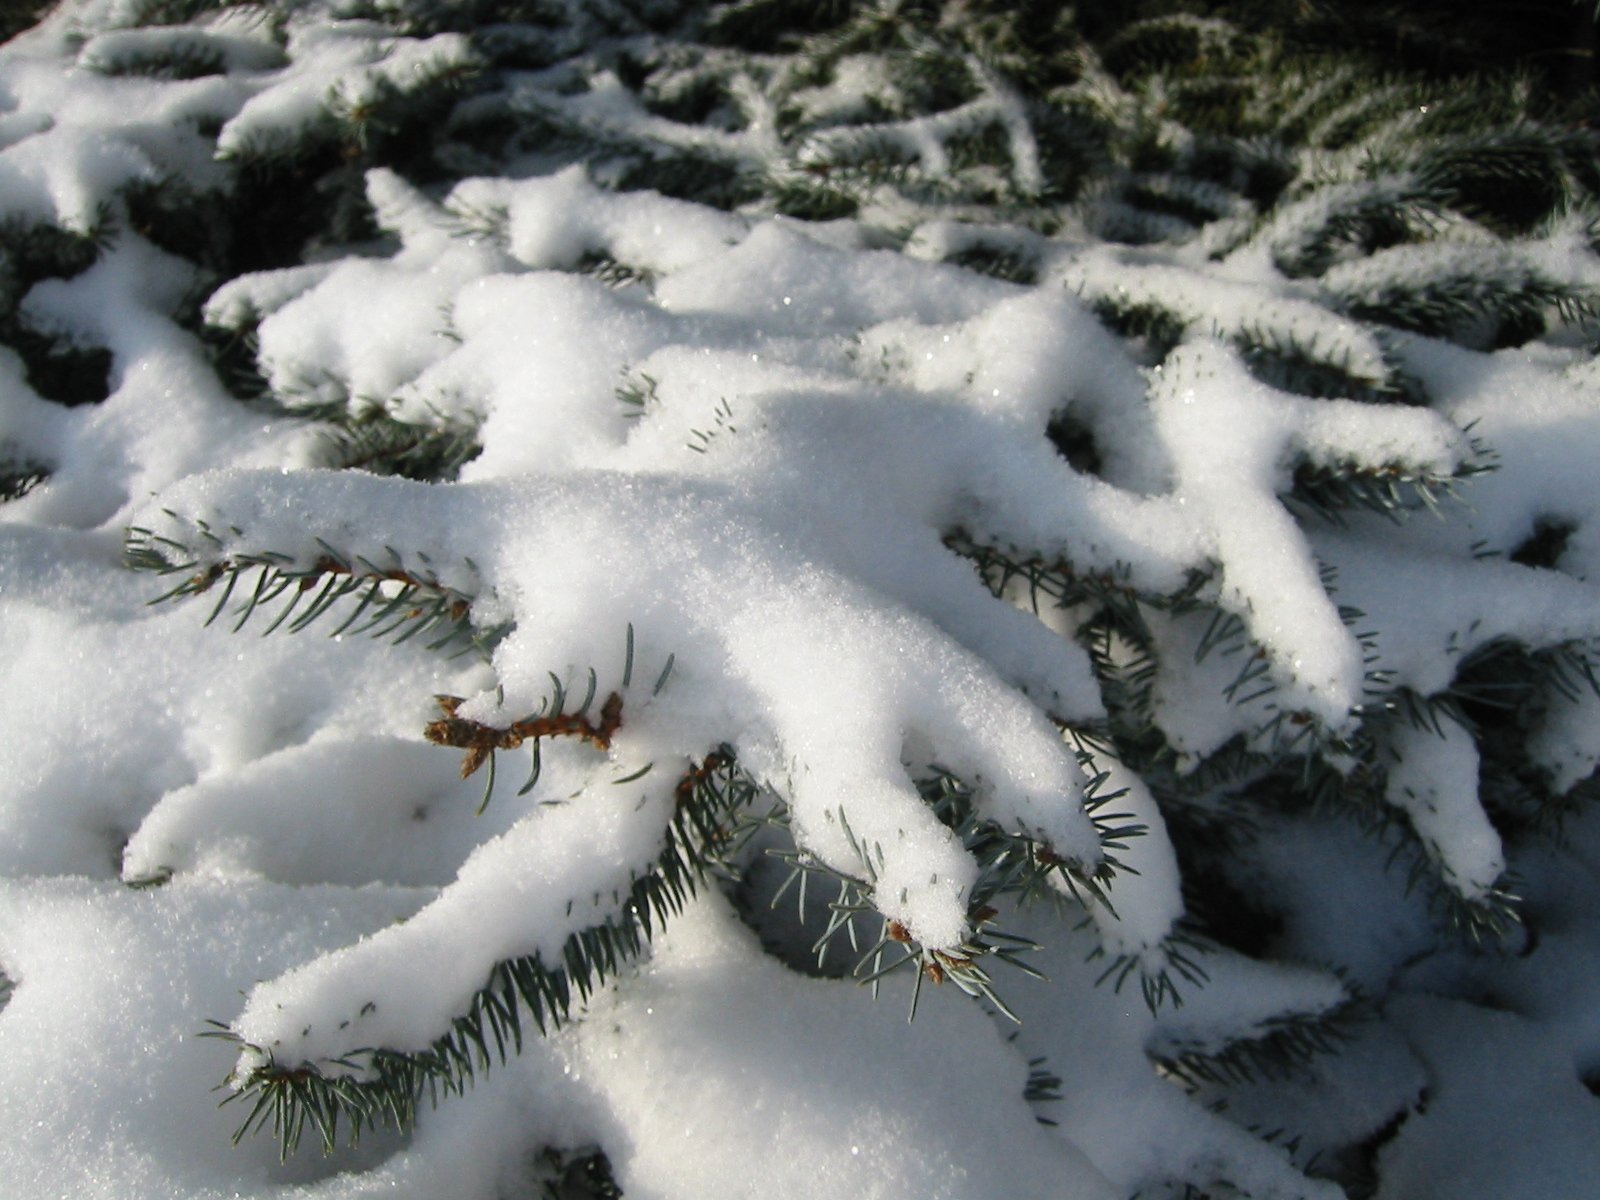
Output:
[
  {"xmin": 1382, "ymin": 715, "xmax": 1503, "ymax": 900},
  {"xmin": 133, "ymin": 462, "xmax": 1108, "ymax": 953},
  {"xmin": 1528, "ymin": 685, "xmax": 1600, "ymax": 794},
  {"xmin": 0, "ymin": 874, "xmax": 429, "ymax": 1197},
  {"xmin": 215, "ymin": 23, "xmax": 475, "ymax": 158},
  {"xmin": 1374, "ymin": 996, "xmax": 1600, "ymax": 1200},
  {"xmin": 796, "ymin": 56, "xmax": 1045, "ymax": 196},
  {"xmin": 1007, "ymin": 910, "xmax": 1348, "ymax": 1200},
  {"xmin": 3, "ymin": 2, "xmax": 1600, "ymax": 1198},
  {"xmin": 121, "ymin": 735, "xmax": 520, "ymax": 887},
  {"xmin": 567, "ymin": 896, "xmax": 1120, "ymax": 1200},
  {"xmin": 513, "ymin": 67, "xmax": 779, "ymax": 170},
  {"xmin": 1061, "ymin": 244, "xmax": 1392, "ymax": 387},
  {"xmin": 79, "ymin": 21, "xmax": 287, "ymax": 76},
  {"xmin": 231, "ymin": 747, "xmax": 680, "ymax": 1065},
  {"xmin": 491, "ymin": 164, "xmax": 748, "ymax": 273}
]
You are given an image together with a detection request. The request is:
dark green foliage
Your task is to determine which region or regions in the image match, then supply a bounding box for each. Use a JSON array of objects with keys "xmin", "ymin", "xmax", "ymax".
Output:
[
  {"xmin": 1452, "ymin": 637, "xmax": 1600, "ymax": 829},
  {"xmin": 7, "ymin": 326, "xmax": 114, "ymax": 407},
  {"xmin": 705, "ymin": 0, "xmax": 857, "ymax": 51},
  {"xmin": 576, "ymin": 252, "xmax": 657, "ymax": 290},
  {"xmin": 119, "ymin": 0, "xmax": 261, "ymax": 26},
  {"xmin": 314, "ymin": 411, "xmax": 483, "ymax": 482},
  {"xmin": 535, "ymin": 1145, "xmax": 624, "ymax": 1200},
  {"xmin": 123, "ymin": 176, "xmax": 237, "ymax": 274},
  {"xmin": 764, "ymin": 169, "xmax": 860, "ymax": 219},
  {"xmin": 0, "ymin": 217, "xmax": 102, "ymax": 290},
  {"xmin": 1088, "ymin": 299, "xmax": 1188, "ymax": 363},
  {"xmin": 1267, "ymin": 187, "xmax": 1438, "ymax": 280},
  {"xmin": 0, "ymin": 453, "xmax": 48, "ymax": 502},
  {"xmin": 0, "ymin": 2, "xmax": 45, "ymax": 43},
  {"xmin": 752, "ymin": 761, "xmax": 1149, "ymax": 1020},
  {"xmin": 1510, "ymin": 516, "xmax": 1577, "ymax": 571},
  {"xmin": 618, "ymin": 152, "xmax": 761, "ymax": 208},
  {"xmin": 200, "ymin": 321, "xmax": 271, "ymax": 401},
  {"xmin": 1329, "ymin": 264, "xmax": 1600, "ymax": 351},
  {"xmin": 1150, "ymin": 1000, "xmax": 1363, "ymax": 1089},
  {"xmin": 87, "ymin": 41, "xmax": 227, "ymax": 79},
  {"xmin": 196, "ymin": 32, "xmax": 480, "ymax": 272},
  {"xmin": 385, "ymin": 0, "xmax": 662, "ymax": 39},
  {"xmin": 1100, "ymin": 14, "xmax": 1254, "ymax": 82},
  {"xmin": 222, "ymin": 143, "xmax": 376, "ymax": 275},
  {"xmin": 1175, "ymin": 845, "xmax": 1283, "ymax": 961},
  {"xmin": 0, "ymin": 217, "xmax": 114, "ymax": 406},
  {"xmin": 1412, "ymin": 129, "xmax": 1592, "ymax": 237},
  {"xmin": 1283, "ymin": 453, "xmax": 1485, "ymax": 529},
  {"xmin": 1279, "ymin": 0, "xmax": 1599, "ymax": 98},
  {"xmin": 1045, "ymin": 411, "xmax": 1102, "ymax": 476},
  {"xmin": 124, "ymin": 519, "xmax": 506, "ymax": 661},
  {"xmin": 1234, "ymin": 328, "xmax": 1415, "ymax": 406}
]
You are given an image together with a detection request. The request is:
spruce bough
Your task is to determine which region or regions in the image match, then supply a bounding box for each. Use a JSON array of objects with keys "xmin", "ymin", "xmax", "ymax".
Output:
[{"xmin": 2, "ymin": 1, "xmax": 1600, "ymax": 1197}]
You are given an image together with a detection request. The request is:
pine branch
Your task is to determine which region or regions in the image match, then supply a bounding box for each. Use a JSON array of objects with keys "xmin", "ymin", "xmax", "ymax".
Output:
[
  {"xmin": 1232, "ymin": 322, "xmax": 1411, "ymax": 404},
  {"xmin": 123, "ymin": 522, "xmax": 505, "ymax": 660},
  {"xmin": 214, "ymin": 749, "xmax": 762, "ymax": 1160},
  {"xmin": 761, "ymin": 830, "xmax": 1049, "ymax": 1024},
  {"xmin": 754, "ymin": 756, "xmax": 1161, "ymax": 1022},
  {"xmin": 314, "ymin": 409, "xmax": 483, "ymax": 482},
  {"xmin": 575, "ymin": 250, "xmax": 657, "ymax": 290},
  {"xmin": 1328, "ymin": 255, "xmax": 1600, "ymax": 349},
  {"xmin": 1100, "ymin": 15, "xmax": 1254, "ymax": 84},
  {"xmin": 1149, "ymin": 997, "xmax": 1364, "ymax": 1090},
  {"xmin": 1282, "ymin": 451, "xmax": 1487, "ymax": 529},
  {"xmin": 947, "ymin": 530, "xmax": 1212, "ymax": 644},
  {"xmin": 1412, "ymin": 127, "xmax": 1596, "ymax": 236},
  {"xmin": 1265, "ymin": 182, "xmax": 1445, "ymax": 280},
  {"xmin": 121, "ymin": 0, "xmax": 258, "ymax": 26},
  {"xmin": 84, "ymin": 40, "xmax": 227, "ymax": 80},
  {"xmin": 945, "ymin": 241, "xmax": 1041, "ymax": 284},
  {"xmin": 53, "ymin": 6, "xmax": 1600, "ymax": 1194},
  {"xmin": 1267, "ymin": 744, "xmax": 1525, "ymax": 943}
]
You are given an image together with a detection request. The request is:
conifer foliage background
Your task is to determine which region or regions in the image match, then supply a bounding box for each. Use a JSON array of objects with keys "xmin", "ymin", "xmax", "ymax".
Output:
[{"xmin": 5, "ymin": 1, "xmax": 1600, "ymax": 1198}]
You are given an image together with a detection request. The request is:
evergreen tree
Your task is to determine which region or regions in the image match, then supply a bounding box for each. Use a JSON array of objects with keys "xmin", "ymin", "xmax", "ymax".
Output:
[{"xmin": 4, "ymin": 2, "xmax": 1600, "ymax": 1197}]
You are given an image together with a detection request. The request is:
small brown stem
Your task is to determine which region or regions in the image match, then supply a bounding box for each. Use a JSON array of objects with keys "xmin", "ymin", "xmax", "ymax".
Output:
[{"xmin": 425, "ymin": 692, "xmax": 626, "ymax": 777}]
